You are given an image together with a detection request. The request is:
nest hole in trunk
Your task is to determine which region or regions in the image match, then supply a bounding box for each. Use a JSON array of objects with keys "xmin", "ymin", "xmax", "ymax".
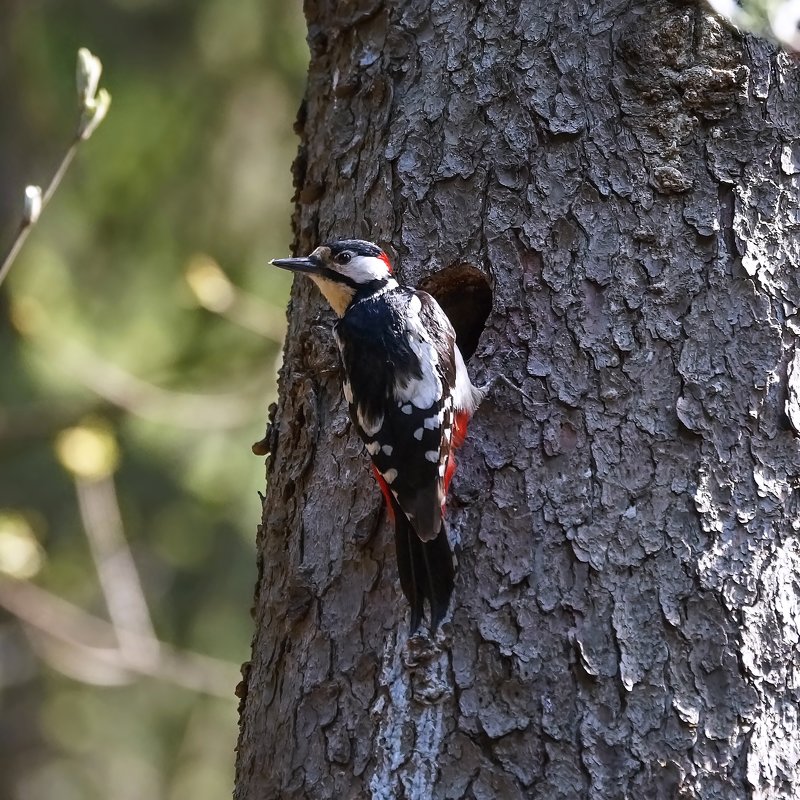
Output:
[{"xmin": 418, "ymin": 263, "xmax": 492, "ymax": 360}]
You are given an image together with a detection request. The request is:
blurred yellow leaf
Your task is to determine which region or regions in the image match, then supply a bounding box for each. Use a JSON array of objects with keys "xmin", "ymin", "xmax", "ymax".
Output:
[
  {"xmin": 55, "ymin": 421, "xmax": 120, "ymax": 479},
  {"xmin": 9, "ymin": 294, "xmax": 46, "ymax": 335},
  {"xmin": 185, "ymin": 254, "xmax": 234, "ymax": 312},
  {"xmin": 0, "ymin": 512, "xmax": 45, "ymax": 578}
]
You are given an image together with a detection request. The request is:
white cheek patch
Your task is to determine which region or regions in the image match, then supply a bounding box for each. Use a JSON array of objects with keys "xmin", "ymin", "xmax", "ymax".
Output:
[{"xmin": 342, "ymin": 255, "xmax": 390, "ymax": 283}]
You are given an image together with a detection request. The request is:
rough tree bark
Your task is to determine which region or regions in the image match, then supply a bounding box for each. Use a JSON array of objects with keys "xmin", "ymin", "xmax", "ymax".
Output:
[{"xmin": 235, "ymin": 1, "xmax": 800, "ymax": 797}]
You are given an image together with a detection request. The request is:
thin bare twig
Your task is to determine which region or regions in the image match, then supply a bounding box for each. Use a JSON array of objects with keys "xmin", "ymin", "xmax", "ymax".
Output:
[
  {"xmin": 75, "ymin": 474, "xmax": 160, "ymax": 669},
  {"xmin": 0, "ymin": 141, "xmax": 79, "ymax": 288},
  {"xmin": 0, "ymin": 576, "xmax": 240, "ymax": 698},
  {"xmin": 0, "ymin": 47, "xmax": 110, "ymax": 289}
]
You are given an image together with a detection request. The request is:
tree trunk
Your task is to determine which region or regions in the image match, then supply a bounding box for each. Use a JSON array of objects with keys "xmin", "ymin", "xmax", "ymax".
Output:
[{"xmin": 235, "ymin": 1, "xmax": 800, "ymax": 797}]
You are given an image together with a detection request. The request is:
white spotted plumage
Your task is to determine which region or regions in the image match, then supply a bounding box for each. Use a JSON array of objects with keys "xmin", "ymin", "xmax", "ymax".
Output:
[
  {"xmin": 393, "ymin": 294, "xmax": 442, "ymax": 410},
  {"xmin": 271, "ymin": 238, "xmax": 487, "ymax": 630}
]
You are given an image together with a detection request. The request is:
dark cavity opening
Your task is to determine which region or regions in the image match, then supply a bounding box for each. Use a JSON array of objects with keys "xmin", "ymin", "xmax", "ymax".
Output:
[{"xmin": 418, "ymin": 263, "xmax": 492, "ymax": 360}]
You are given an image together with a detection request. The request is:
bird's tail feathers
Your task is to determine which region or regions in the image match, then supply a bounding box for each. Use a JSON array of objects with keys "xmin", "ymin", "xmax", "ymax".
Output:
[{"xmin": 392, "ymin": 499, "xmax": 455, "ymax": 632}]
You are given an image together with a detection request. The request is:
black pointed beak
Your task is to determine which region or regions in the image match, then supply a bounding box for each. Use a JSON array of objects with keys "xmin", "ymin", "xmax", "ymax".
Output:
[{"xmin": 269, "ymin": 256, "xmax": 321, "ymax": 275}]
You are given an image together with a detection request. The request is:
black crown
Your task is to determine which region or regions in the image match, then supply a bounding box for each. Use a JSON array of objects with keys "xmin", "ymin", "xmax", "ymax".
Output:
[{"xmin": 326, "ymin": 239, "xmax": 383, "ymax": 258}]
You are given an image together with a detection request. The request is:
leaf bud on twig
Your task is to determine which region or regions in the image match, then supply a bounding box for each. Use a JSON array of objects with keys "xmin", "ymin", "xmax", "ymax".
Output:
[{"xmin": 23, "ymin": 186, "xmax": 42, "ymax": 226}]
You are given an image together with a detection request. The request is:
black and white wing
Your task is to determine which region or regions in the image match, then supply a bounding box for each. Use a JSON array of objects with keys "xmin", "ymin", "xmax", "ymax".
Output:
[{"xmin": 335, "ymin": 288, "xmax": 458, "ymax": 541}]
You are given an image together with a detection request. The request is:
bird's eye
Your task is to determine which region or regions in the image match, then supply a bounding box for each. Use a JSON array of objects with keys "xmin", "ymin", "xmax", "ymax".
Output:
[{"xmin": 336, "ymin": 252, "xmax": 352, "ymax": 265}]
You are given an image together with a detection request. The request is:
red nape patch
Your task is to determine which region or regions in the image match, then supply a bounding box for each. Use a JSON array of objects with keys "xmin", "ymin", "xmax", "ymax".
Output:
[
  {"xmin": 378, "ymin": 251, "xmax": 393, "ymax": 274},
  {"xmin": 372, "ymin": 465, "xmax": 395, "ymax": 519}
]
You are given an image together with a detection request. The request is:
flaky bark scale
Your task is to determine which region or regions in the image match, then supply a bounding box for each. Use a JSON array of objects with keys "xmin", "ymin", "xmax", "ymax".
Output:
[{"xmin": 235, "ymin": 2, "xmax": 800, "ymax": 798}]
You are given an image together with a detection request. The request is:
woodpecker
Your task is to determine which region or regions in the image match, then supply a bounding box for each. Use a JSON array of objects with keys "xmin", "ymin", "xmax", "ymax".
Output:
[{"xmin": 271, "ymin": 239, "xmax": 486, "ymax": 631}]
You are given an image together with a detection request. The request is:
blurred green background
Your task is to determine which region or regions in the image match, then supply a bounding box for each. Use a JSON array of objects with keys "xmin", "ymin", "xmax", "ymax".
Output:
[{"xmin": 0, "ymin": 1, "xmax": 306, "ymax": 797}]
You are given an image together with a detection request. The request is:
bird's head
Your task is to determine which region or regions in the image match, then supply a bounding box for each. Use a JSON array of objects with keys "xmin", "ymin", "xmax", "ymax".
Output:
[{"xmin": 270, "ymin": 239, "xmax": 395, "ymax": 316}]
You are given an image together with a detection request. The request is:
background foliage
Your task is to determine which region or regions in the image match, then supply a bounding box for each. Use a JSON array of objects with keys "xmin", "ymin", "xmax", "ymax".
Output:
[
  {"xmin": 0, "ymin": 1, "xmax": 305, "ymax": 797},
  {"xmin": 709, "ymin": 0, "xmax": 800, "ymax": 47}
]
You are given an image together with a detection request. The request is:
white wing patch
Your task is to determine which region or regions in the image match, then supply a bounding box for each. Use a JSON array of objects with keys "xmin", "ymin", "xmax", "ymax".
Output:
[{"xmin": 393, "ymin": 294, "xmax": 442, "ymax": 409}]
